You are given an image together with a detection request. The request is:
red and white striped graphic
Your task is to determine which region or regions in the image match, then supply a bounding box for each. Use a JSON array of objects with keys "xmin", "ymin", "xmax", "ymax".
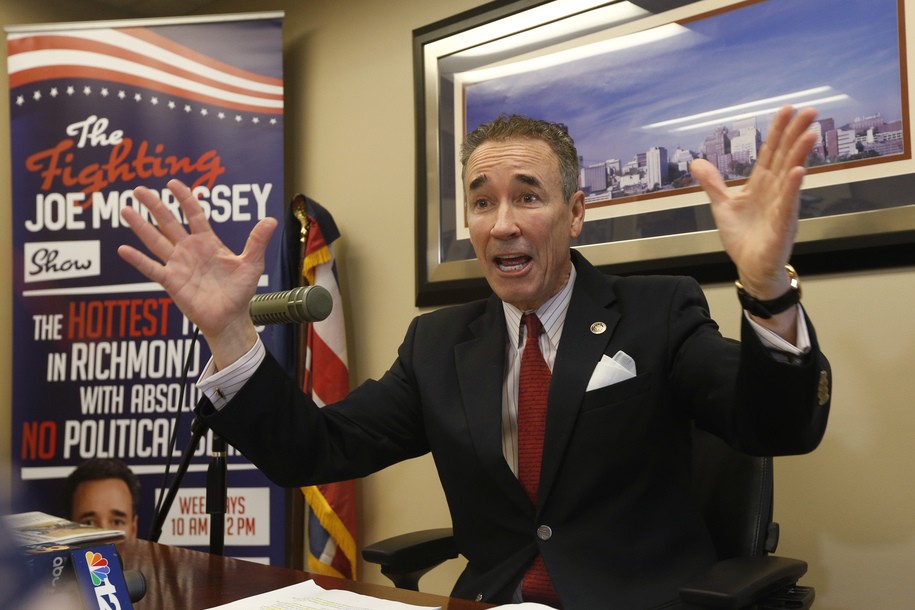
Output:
[{"xmin": 7, "ymin": 27, "xmax": 282, "ymax": 114}]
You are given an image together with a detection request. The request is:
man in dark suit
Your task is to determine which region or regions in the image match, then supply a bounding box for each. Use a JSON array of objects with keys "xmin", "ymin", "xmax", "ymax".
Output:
[{"xmin": 118, "ymin": 107, "xmax": 830, "ymax": 609}]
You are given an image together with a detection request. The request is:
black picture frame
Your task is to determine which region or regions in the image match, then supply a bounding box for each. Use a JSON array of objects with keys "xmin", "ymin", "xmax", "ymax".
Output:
[{"xmin": 413, "ymin": 0, "xmax": 915, "ymax": 306}]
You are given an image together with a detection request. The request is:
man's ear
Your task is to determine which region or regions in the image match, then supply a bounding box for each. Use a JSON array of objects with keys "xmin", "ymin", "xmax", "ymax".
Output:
[{"xmin": 569, "ymin": 190, "xmax": 585, "ymax": 238}]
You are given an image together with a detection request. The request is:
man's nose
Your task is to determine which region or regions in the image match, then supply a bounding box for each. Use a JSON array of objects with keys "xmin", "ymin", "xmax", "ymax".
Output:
[{"xmin": 491, "ymin": 203, "xmax": 520, "ymax": 238}]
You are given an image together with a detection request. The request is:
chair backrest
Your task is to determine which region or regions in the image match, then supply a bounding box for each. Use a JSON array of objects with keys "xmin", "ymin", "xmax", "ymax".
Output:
[{"xmin": 689, "ymin": 425, "xmax": 777, "ymax": 560}]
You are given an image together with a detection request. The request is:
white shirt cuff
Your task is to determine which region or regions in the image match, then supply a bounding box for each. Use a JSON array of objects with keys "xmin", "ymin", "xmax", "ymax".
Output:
[
  {"xmin": 745, "ymin": 304, "xmax": 811, "ymax": 356},
  {"xmin": 197, "ymin": 339, "xmax": 266, "ymax": 410}
]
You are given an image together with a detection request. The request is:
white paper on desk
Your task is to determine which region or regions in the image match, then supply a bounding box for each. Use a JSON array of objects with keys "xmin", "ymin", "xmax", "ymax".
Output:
[
  {"xmin": 203, "ymin": 579, "xmax": 441, "ymax": 610},
  {"xmin": 489, "ymin": 603, "xmax": 558, "ymax": 609}
]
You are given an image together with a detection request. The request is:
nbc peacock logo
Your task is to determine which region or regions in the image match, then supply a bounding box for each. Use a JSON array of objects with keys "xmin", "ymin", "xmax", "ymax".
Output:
[
  {"xmin": 85, "ymin": 550, "xmax": 111, "ymax": 586},
  {"xmin": 70, "ymin": 545, "xmax": 130, "ymax": 610}
]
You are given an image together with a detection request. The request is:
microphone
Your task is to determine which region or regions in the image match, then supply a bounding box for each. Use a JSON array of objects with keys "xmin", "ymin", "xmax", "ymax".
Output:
[
  {"xmin": 124, "ymin": 568, "xmax": 148, "ymax": 603},
  {"xmin": 249, "ymin": 286, "xmax": 333, "ymax": 325},
  {"xmin": 29, "ymin": 543, "xmax": 147, "ymax": 606}
]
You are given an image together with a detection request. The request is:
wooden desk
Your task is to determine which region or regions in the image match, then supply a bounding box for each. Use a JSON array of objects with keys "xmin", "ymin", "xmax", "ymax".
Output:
[{"xmin": 117, "ymin": 538, "xmax": 490, "ymax": 609}]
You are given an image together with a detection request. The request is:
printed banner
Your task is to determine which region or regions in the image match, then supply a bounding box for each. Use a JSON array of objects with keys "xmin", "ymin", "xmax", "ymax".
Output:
[{"xmin": 7, "ymin": 13, "xmax": 288, "ymax": 564}]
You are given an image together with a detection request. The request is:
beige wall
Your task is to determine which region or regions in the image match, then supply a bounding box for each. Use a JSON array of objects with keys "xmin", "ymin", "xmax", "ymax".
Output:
[{"xmin": 2, "ymin": 1, "xmax": 914, "ymax": 607}]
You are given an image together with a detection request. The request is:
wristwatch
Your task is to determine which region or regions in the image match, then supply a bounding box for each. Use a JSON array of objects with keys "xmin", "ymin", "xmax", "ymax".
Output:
[{"xmin": 735, "ymin": 264, "xmax": 801, "ymax": 318}]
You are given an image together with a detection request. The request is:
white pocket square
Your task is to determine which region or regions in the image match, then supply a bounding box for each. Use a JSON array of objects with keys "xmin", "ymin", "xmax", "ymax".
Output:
[{"xmin": 586, "ymin": 350, "xmax": 637, "ymax": 391}]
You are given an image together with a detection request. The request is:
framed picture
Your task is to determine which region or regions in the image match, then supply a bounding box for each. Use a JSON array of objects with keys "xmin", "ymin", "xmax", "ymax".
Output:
[{"xmin": 413, "ymin": 0, "xmax": 915, "ymax": 306}]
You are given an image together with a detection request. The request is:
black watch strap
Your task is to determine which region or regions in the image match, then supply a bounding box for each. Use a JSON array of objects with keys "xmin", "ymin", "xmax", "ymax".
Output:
[{"xmin": 736, "ymin": 264, "xmax": 801, "ymax": 319}]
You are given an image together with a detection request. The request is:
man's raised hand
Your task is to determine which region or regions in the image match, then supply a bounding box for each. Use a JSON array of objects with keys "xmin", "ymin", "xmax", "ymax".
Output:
[{"xmin": 117, "ymin": 179, "xmax": 277, "ymax": 368}]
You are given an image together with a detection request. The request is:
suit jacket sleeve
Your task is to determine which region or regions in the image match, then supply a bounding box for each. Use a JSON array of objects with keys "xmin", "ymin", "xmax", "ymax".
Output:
[
  {"xmin": 664, "ymin": 276, "xmax": 830, "ymax": 456},
  {"xmin": 196, "ymin": 316, "xmax": 434, "ymax": 488},
  {"xmin": 732, "ymin": 307, "xmax": 830, "ymax": 454}
]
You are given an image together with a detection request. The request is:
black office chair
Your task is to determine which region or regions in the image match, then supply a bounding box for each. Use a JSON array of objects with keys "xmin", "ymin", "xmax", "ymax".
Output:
[{"xmin": 362, "ymin": 425, "xmax": 814, "ymax": 609}]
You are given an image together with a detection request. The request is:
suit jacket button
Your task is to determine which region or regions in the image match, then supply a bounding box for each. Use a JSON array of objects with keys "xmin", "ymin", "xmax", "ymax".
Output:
[{"xmin": 537, "ymin": 525, "xmax": 552, "ymax": 540}]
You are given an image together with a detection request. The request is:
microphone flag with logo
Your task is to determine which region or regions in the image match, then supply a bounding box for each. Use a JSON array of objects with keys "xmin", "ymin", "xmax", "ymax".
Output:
[{"xmin": 70, "ymin": 544, "xmax": 140, "ymax": 609}]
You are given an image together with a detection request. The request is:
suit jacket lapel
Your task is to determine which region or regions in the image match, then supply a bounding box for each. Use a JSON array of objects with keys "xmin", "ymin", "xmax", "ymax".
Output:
[
  {"xmin": 455, "ymin": 295, "xmax": 531, "ymax": 512},
  {"xmin": 453, "ymin": 253, "xmax": 622, "ymax": 513},
  {"xmin": 538, "ymin": 251, "xmax": 621, "ymax": 507}
]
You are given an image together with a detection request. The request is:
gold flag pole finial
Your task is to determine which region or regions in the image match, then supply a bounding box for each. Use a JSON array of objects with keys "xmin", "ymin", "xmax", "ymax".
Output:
[{"xmin": 292, "ymin": 194, "xmax": 310, "ymax": 244}]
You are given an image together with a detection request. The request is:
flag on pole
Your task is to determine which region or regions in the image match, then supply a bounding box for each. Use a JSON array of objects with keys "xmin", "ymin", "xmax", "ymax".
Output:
[{"xmin": 299, "ymin": 201, "xmax": 357, "ymax": 580}]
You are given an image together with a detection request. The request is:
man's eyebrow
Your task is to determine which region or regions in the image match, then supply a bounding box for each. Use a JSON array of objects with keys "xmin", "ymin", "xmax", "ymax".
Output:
[
  {"xmin": 468, "ymin": 172, "xmax": 543, "ymax": 191},
  {"xmin": 468, "ymin": 174, "xmax": 487, "ymax": 191},
  {"xmin": 515, "ymin": 173, "xmax": 542, "ymax": 188}
]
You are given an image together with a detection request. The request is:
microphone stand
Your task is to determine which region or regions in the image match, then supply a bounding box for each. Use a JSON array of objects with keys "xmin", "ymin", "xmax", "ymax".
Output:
[
  {"xmin": 206, "ymin": 433, "xmax": 227, "ymax": 555},
  {"xmin": 149, "ymin": 417, "xmax": 228, "ymax": 555}
]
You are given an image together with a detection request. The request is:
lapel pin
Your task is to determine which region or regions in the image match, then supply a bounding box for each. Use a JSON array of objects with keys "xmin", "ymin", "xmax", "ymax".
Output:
[{"xmin": 590, "ymin": 321, "xmax": 607, "ymax": 335}]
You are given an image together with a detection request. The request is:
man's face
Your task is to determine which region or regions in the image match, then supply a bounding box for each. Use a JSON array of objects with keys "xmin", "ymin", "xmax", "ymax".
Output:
[
  {"xmin": 465, "ymin": 137, "xmax": 584, "ymax": 311},
  {"xmin": 71, "ymin": 478, "xmax": 138, "ymax": 539}
]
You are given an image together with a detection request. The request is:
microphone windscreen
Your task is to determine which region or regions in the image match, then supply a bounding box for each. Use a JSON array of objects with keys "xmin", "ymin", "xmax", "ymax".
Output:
[
  {"xmin": 124, "ymin": 568, "xmax": 147, "ymax": 603},
  {"xmin": 249, "ymin": 286, "xmax": 332, "ymax": 325},
  {"xmin": 295, "ymin": 285, "xmax": 333, "ymax": 322}
]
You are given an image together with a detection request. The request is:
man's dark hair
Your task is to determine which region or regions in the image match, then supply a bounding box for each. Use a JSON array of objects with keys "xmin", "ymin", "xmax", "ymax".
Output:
[
  {"xmin": 460, "ymin": 114, "xmax": 580, "ymax": 202},
  {"xmin": 63, "ymin": 457, "xmax": 141, "ymax": 518}
]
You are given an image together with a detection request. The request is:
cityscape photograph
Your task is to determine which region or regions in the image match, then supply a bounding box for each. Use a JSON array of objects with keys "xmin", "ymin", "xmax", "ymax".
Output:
[{"xmin": 462, "ymin": 0, "xmax": 905, "ymax": 209}]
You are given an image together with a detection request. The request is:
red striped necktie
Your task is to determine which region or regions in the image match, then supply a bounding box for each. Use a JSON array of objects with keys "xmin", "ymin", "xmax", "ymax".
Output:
[{"xmin": 517, "ymin": 313, "xmax": 560, "ymax": 607}]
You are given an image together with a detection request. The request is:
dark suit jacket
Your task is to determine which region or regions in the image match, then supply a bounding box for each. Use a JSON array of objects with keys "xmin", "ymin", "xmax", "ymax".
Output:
[{"xmin": 199, "ymin": 250, "xmax": 830, "ymax": 609}]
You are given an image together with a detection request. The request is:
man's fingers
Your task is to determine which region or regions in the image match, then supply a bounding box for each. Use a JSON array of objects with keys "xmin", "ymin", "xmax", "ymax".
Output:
[
  {"xmin": 754, "ymin": 105, "xmax": 792, "ymax": 173},
  {"xmin": 131, "ymin": 184, "xmax": 191, "ymax": 247},
  {"xmin": 241, "ymin": 217, "xmax": 279, "ymax": 264},
  {"xmin": 116, "ymin": 243, "xmax": 165, "ymax": 285},
  {"xmin": 130, "ymin": 179, "xmax": 216, "ymax": 245},
  {"xmin": 766, "ymin": 106, "xmax": 817, "ymax": 176},
  {"xmin": 690, "ymin": 158, "xmax": 729, "ymax": 205},
  {"xmin": 167, "ymin": 179, "xmax": 215, "ymax": 237},
  {"xmin": 778, "ymin": 166, "xmax": 807, "ymax": 218},
  {"xmin": 785, "ymin": 120, "xmax": 818, "ymax": 170},
  {"xmin": 777, "ymin": 107, "xmax": 817, "ymax": 171},
  {"xmin": 120, "ymin": 204, "xmax": 178, "ymax": 263}
]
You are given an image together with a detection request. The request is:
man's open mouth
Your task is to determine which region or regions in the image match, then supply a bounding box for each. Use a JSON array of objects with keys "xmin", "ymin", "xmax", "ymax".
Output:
[{"xmin": 495, "ymin": 255, "xmax": 531, "ymax": 272}]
